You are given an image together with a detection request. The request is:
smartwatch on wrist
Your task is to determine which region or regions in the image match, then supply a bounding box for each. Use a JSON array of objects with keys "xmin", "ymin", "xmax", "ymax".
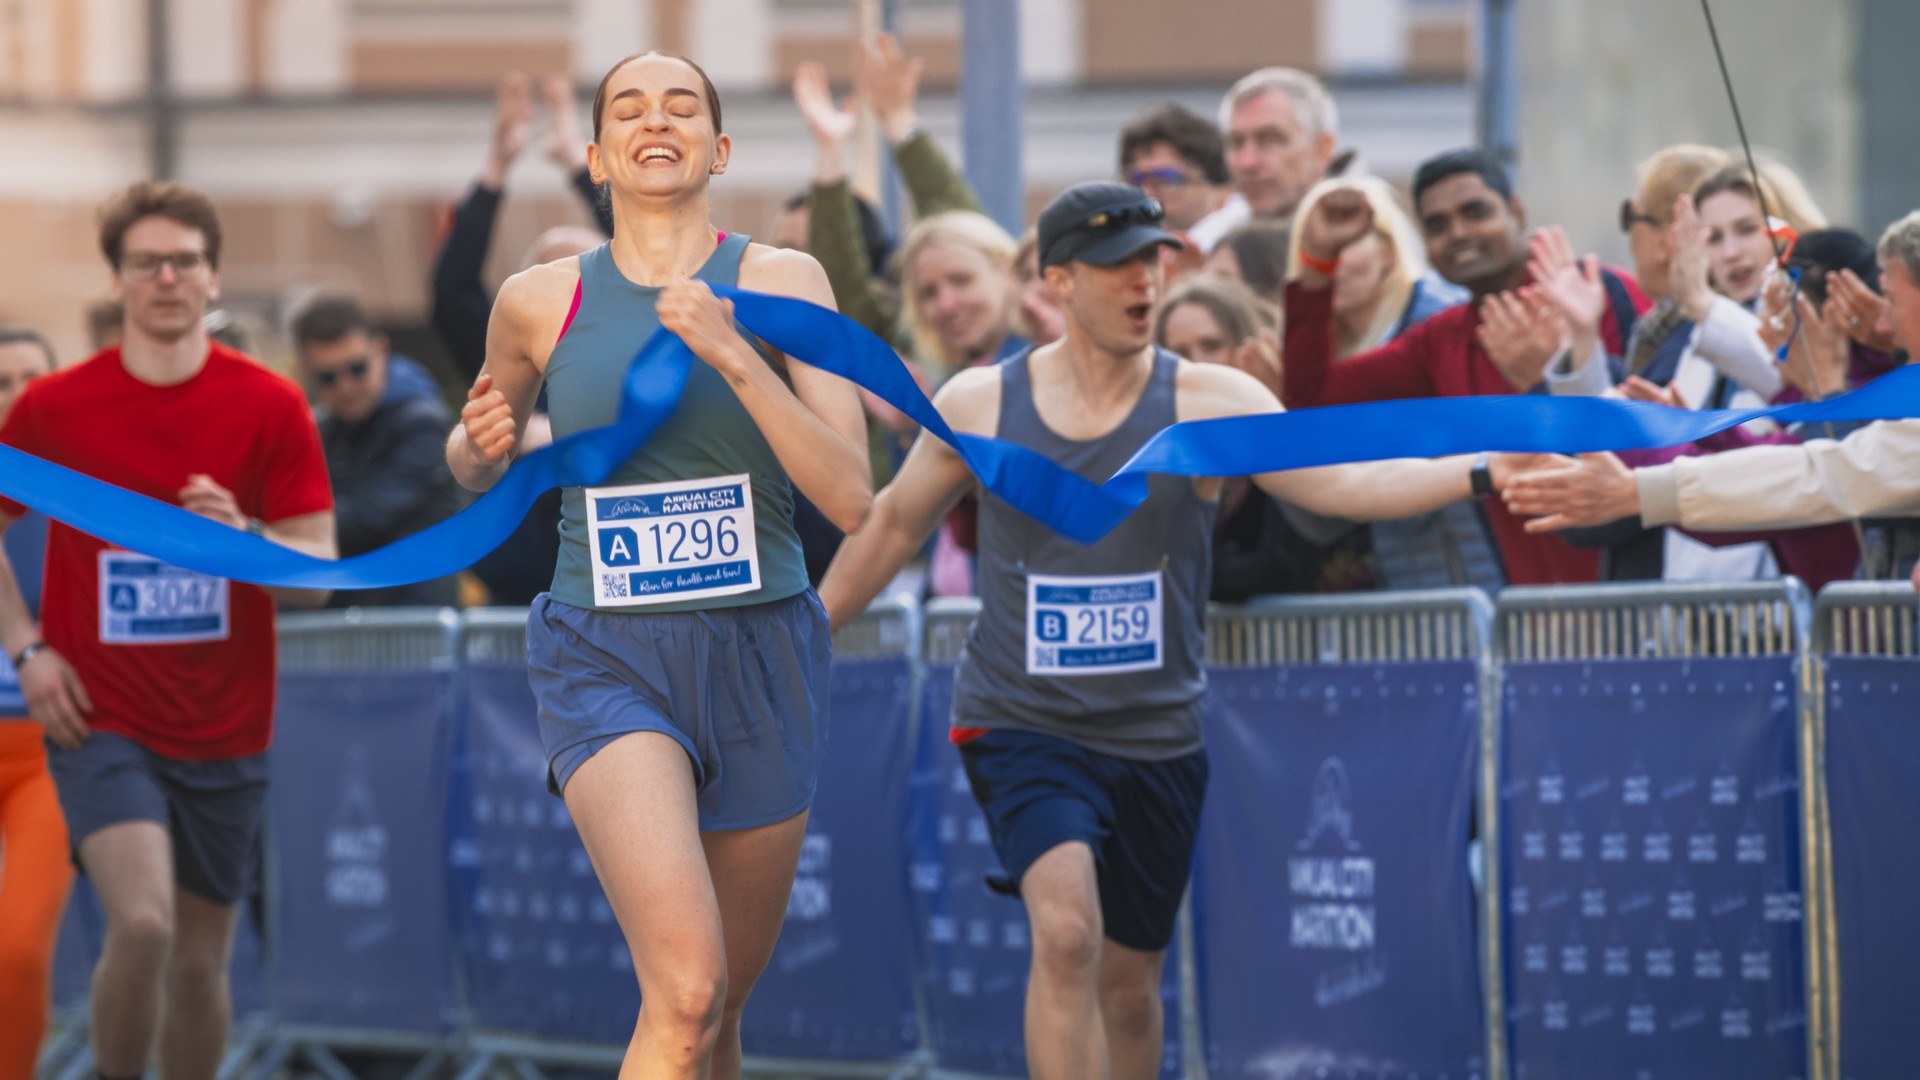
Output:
[{"xmin": 1469, "ymin": 452, "xmax": 1496, "ymax": 499}]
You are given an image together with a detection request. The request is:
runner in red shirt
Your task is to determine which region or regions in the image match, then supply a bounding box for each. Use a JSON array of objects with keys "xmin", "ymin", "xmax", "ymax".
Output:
[{"xmin": 0, "ymin": 181, "xmax": 335, "ymax": 1080}]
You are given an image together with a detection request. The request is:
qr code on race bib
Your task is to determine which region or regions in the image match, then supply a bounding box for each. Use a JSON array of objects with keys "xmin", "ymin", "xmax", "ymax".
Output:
[
  {"xmin": 601, "ymin": 573, "xmax": 630, "ymax": 599},
  {"xmin": 1033, "ymin": 645, "xmax": 1057, "ymax": 668}
]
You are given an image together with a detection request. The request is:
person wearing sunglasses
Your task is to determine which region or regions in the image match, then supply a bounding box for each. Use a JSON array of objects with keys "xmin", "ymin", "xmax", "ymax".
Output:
[
  {"xmin": 293, "ymin": 294, "xmax": 461, "ymax": 608},
  {"xmin": 1116, "ymin": 103, "xmax": 1235, "ymax": 251},
  {"xmin": 822, "ymin": 181, "xmax": 1513, "ymax": 1080}
]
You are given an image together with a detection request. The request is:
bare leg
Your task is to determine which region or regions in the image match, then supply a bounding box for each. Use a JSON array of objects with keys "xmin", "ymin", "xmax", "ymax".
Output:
[
  {"xmin": 1098, "ymin": 940, "xmax": 1168, "ymax": 1080},
  {"xmin": 158, "ymin": 889, "xmax": 240, "ymax": 1080},
  {"xmin": 564, "ymin": 733, "xmax": 728, "ymax": 1080},
  {"xmin": 80, "ymin": 821, "xmax": 175, "ymax": 1078},
  {"xmin": 701, "ymin": 811, "xmax": 810, "ymax": 1080},
  {"xmin": 1019, "ymin": 841, "xmax": 1109, "ymax": 1080}
]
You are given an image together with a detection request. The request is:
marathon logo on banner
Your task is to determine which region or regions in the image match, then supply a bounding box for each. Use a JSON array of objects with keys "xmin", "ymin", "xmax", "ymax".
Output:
[
  {"xmin": 1289, "ymin": 757, "xmax": 1387, "ymax": 1007},
  {"xmin": 585, "ymin": 474, "xmax": 759, "ymax": 607},
  {"xmin": 776, "ymin": 833, "xmax": 840, "ymax": 974}
]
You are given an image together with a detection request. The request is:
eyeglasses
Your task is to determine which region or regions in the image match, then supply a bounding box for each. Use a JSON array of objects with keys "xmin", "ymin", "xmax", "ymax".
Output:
[
  {"xmin": 121, "ymin": 251, "xmax": 210, "ymax": 281},
  {"xmin": 1618, "ymin": 198, "xmax": 1661, "ymax": 233},
  {"xmin": 1127, "ymin": 167, "xmax": 1192, "ymax": 190},
  {"xmin": 1082, "ymin": 199, "xmax": 1167, "ymax": 232},
  {"xmin": 312, "ymin": 359, "xmax": 371, "ymax": 388}
]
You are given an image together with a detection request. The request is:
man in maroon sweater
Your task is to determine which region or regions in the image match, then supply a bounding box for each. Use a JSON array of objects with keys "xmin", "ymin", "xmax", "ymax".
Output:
[{"xmin": 1284, "ymin": 149, "xmax": 1651, "ymax": 585}]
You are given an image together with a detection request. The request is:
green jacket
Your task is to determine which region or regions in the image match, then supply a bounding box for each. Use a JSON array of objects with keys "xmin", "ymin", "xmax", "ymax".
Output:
[{"xmin": 808, "ymin": 131, "xmax": 982, "ymax": 354}]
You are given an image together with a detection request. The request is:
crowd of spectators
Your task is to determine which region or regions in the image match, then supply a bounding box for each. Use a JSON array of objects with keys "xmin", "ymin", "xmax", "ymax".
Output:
[{"xmin": 7, "ymin": 35, "xmax": 1915, "ymax": 606}]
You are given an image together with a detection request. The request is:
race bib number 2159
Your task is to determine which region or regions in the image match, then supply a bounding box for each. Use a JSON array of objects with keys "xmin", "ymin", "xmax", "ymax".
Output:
[{"xmin": 1026, "ymin": 571, "xmax": 1164, "ymax": 676}]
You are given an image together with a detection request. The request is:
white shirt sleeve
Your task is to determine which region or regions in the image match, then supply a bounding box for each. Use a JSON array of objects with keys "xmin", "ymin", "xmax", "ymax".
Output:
[
  {"xmin": 1544, "ymin": 342, "xmax": 1615, "ymax": 397},
  {"xmin": 1689, "ymin": 296, "xmax": 1784, "ymax": 400},
  {"xmin": 1636, "ymin": 418, "xmax": 1920, "ymax": 529}
]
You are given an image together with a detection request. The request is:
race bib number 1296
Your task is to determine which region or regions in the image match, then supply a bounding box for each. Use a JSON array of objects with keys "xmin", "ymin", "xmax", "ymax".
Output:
[
  {"xmin": 1026, "ymin": 570, "xmax": 1164, "ymax": 676},
  {"xmin": 586, "ymin": 474, "xmax": 760, "ymax": 607}
]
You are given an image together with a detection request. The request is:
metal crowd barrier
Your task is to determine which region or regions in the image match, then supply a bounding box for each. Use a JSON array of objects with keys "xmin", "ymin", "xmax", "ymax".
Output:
[
  {"xmin": 1495, "ymin": 581, "xmax": 1822, "ymax": 1080},
  {"xmin": 1199, "ymin": 591, "xmax": 1495, "ymax": 1080},
  {"xmin": 49, "ymin": 581, "xmax": 1918, "ymax": 1080},
  {"xmin": 1811, "ymin": 582, "xmax": 1920, "ymax": 1080},
  {"xmin": 248, "ymin": 607, "xmax": 463, "ymax": 1080},
  {"xmin": 1206, "ymin": 588, "xmax": 1491, "ymax": 665}
]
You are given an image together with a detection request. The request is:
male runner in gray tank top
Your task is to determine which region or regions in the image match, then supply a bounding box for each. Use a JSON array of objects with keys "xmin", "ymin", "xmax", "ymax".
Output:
[{"xmin": 822, "ymin": 181, "xmax": 1523, "ymax": 1080}]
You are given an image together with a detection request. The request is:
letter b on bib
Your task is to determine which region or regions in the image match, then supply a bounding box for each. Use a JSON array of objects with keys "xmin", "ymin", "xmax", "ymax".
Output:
[{"xmin": 1036, "ymin": 610, "xmax": 1067, "ymax": 643}]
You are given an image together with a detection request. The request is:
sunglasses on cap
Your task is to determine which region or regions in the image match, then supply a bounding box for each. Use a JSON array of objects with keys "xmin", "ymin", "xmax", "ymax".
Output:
[
  {"xmin": 1126, "ymin": 166, "xmax": 1193, "ymax": 189},
  {"xmin": 1080, "ymin": 199, "xmax": 1167, "ymax": 232},
  {"xmin": 1619, "ymin": 197, "xmax": 1661, "ymax": 233},
  {"xmin": 313, "ymin": 359, "xmax": 371, "ymax": 388}
]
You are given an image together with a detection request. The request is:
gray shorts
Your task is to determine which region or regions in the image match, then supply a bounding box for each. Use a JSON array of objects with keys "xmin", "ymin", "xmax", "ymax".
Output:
[
  {"xmin": 527, "ymin": 589, "xmax": 830, "ymax": 830},
  {"xmin": 45, "ymin": 729, "xmax": 268, "ymax": 905}
]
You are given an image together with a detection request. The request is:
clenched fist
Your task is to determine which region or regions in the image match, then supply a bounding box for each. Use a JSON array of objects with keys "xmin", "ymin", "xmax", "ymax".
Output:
[{"xmin": 461, "ymin": 372, "xmax": 517, "ymax": 467}]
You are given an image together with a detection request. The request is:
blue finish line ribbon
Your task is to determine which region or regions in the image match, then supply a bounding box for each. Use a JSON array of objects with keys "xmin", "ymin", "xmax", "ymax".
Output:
[{"xmin": 3, "ymin": 285, "xmax": 1918, "ymax": 589}]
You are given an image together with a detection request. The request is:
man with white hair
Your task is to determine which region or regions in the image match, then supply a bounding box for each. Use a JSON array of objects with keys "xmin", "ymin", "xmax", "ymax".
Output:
[
  {"xmin": 1221, "ymin": 67, "xmax": 1340, "ymax": 220},
  {"xmin": 1504, "ymin": 209, "xmax": 1920, "ymax": 586}
]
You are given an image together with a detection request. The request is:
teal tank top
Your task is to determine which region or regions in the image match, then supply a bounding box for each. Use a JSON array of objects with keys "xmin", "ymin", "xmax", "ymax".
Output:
[{"xmin": 542, "ymin": 234, "xmax": 808, "ymax": 612}]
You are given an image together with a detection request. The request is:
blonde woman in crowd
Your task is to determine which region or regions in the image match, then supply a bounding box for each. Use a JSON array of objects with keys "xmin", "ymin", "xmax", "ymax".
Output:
[
  {"xmin": 896, "ymin": 210, "xmax": 1030, "ymax": 380},
  {"xmin": 1285, "ymin": 175, "xmax": 1468, "ymax": 358}
]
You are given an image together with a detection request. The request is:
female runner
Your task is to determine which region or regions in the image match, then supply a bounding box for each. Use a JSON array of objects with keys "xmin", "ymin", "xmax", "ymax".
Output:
[{"xmin": 447, "ymin": 50, "xmax": 871, "ymax": 1080}]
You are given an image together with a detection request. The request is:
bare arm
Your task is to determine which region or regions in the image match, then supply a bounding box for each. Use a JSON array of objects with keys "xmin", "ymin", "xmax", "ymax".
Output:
[
  {"xmin": 670, "ymin": 247, "xmax": 874, "ymax": 532},
  {"xmin": 260, "ymin": 510, "xmax": 338, "ymax": 608},
  {"xmin": 447, "ymin": 264, "xmax": 566, "ymax": 491},
  {"xmin": 0, "ymin": 514, "xmax": 91, "ymax": 747},
  {"xmin": 1178, "ymin": 361, "xmax": 1477, "ymax": 520},
  {"xmin": 177, "ymin": 474, "xmax": 337, "ymax": 608},
  {"xmin": 818, "ymin": 367, "xmax": 995, "ymax": 630}
]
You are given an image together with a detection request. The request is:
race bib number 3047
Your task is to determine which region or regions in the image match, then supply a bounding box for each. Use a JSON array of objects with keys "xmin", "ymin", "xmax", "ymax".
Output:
[
  {"xmin": 586, "ymin": 474, "xmax": 760, "ymax": 607},
  {"xmin": 1026, "ymin": 570, "xmax": 1164, "ymax": 676},
  {"xmin": 99, "ymin": 552, "xmax": 230, "ymax": 645}
]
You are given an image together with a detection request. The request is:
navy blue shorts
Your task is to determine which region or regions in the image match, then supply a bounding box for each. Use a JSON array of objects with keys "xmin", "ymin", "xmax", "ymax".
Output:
[
  {"xmin": 959, "ymin": 728, "xmax": 1208, "ymax": 952},
  {"xmin": 46, "ymin": 730, "xmax": 268, "ymax": 905},
  {"xmin": 527, "ymin": 589, "xmax": 830, "ymax": 831}
]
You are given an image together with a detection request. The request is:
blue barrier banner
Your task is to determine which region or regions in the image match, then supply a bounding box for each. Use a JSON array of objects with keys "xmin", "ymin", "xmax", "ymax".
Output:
[
  {"xmin": 910, "ymin": 662, "xmax": 1183, "ymax": 1078},
  {"xmin": 740, "ymin": 655, "xmax": 922, "ymax": 1063},
  {"xmin": 267, "ymin": 670, "xmax": 459, "ymax": 1033},
  {"xmin": 1822, "ymin": 655, "xmax": 1920, "ymax": 1080},
  {"xmin": 1194, "ymin": 663, "xmax": 1485, "ymax": 1079},
  {"xmin": 0, "ymin": 653, "xmax": 20, "ymax": 715},
  {"xmin": 452, "ymin": 662, "xmax": 638, "ymax": 1043},
  {"xmin": 1502, "ymin": 658, "xmax": 1807, "ymax": 1079},
  {"xmin": 50, "ymin": 876, "xmax": 102, "ymax": 1011}
]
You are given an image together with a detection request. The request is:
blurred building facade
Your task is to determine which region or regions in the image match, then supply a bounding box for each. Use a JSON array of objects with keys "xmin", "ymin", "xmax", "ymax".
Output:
[
  {"xmin": 4, "ymin": 1, "xmax": 1903, "ymax": 378},
  {"xmin": 0, "ymin": 0, "xmax": 1480, "ymax": 366}
]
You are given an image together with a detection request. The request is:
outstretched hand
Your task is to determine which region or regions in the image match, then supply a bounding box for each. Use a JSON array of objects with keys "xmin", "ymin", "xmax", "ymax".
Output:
[
  {"xmin": 484, "ymin": 72, "xmax": 535, "ymax": 187},
  {"xmin": 1476, "ymin": 286, "xmax": 1567, "ymax": 391},
  {"xmin": 1502, "ymin": 451, "xmax": 1640, "ymax": 532},
  {"xmin": 792, "ymin": 62, "xmax": 856, "ymax": 149},
  {"xmin": 855, "ymin": 32, "xmax": 925, "ymax": 143}
]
